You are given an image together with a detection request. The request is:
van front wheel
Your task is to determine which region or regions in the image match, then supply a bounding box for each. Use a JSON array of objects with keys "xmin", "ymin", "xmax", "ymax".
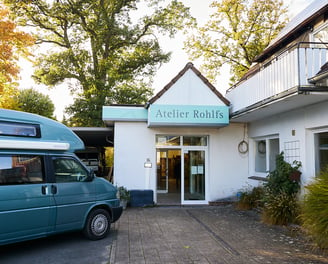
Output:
[{"xmin": 83, "ymin": 208, "xmax": 111, "ymax": 240}]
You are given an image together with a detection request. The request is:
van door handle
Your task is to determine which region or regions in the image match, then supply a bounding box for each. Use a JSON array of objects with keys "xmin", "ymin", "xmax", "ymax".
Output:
[
  {"xmin": 41, "ymin": 185, "xmax": 47, "ymax": 195},
  {"xmin": 51, "ymin": 185, "xmax": 57, "ymax": 194}
]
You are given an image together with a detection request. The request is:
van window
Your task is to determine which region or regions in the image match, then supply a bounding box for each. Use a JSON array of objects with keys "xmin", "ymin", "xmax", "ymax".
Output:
[
  {"xmin": 0, "ymin": 121, "xmax": 41, "ymax": 138},
  {"xmin": 53, "ymin": 157, "xmax": 88, "ymax": 182},
  {"xmin": 0, "ymin": 155, "xmax": 44, "ymax": 185}
]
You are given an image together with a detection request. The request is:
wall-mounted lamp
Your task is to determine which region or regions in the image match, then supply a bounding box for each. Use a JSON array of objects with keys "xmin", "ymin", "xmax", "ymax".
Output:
[{"xmin": 144, "ymin": 158, "xmax": 152, "ymax": 168}]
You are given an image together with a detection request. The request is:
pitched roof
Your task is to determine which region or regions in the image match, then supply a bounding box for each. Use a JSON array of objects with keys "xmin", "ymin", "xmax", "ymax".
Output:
[
  {"xmin": 148, "ymin": 62, "xmax": 230, "ymax": 106},
  {"xmin": 254, "ymin": 0, "xmax": 328, "ymax": 62}
]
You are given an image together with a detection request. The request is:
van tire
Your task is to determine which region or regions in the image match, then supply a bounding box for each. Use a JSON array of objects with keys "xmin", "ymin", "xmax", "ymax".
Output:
[{"xmin": 83, "ymin": 208, "xmax": 111, "ymax": 240}]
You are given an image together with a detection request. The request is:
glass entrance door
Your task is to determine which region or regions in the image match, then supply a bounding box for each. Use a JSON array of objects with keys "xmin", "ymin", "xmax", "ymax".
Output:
[
  {"xmin": 157, "ymin": 150, "xmax": 168, "ymax": 193},
  {"xmin": 156, "ymin": 149, "xmax": 181, "ymax": 195},
  {"xmin": 183, "ymin": 150, "xmax": 205, "ymax": 201}
]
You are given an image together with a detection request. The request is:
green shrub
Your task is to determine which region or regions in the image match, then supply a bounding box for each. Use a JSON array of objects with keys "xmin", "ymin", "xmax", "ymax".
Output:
[
  {"xmin": 301, "ymin": 168, "xmax": 328, "ymax": 249},
  {"xmin": 261, "ymin": 152, "xmax": 301, "ymax": 225},
  {"xmin": 265, "ymin": 152, "xmax": 301, "ymax": 196},
  {"xmin": 236, "ymin": 186, "xmax": 265, "ymax": 210},
  {"xmin": 262, "ymin": 191, "xmax": 300, "ymax": 225}
]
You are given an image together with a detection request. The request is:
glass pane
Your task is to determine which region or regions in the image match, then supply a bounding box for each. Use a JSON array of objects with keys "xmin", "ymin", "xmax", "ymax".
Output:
[
  {"xmin": 0, "ymin": 155, "xmax": 44, "ymax": 185},
  {"xmin": 156, "ymin": 135, "xmax": 180, "ymax": 146},
  {"xmin": 0, "ymin": 121, "xmax": 40, "ymax": 138},
  {"xmin": 184, "ymin": 150, "xmax": 205, "ymax": 201},
  {"xmin": 183, "ymin": 136, "xmax": 207, "ymax": 146},
  {"xmin": 313, "ymin": 25, "xmax": 328, "ymax": 43},
  {"xmin": 269, "ymin": 138, "xmax": 279, "ymax": 171},
  {"xmin": 53, "ymin": 158, "xmax": 88, "ymax": 182},
  {"xmin": 319, "ymin": 132, "xmax": 328, "ymax": 171},
  {"xmin": 156, "ymin": 151, "xmax": 168, "ymax": 192},
  {"xmin": 255, "ymin": 140, "xmax": 267, "ymax": 173}
]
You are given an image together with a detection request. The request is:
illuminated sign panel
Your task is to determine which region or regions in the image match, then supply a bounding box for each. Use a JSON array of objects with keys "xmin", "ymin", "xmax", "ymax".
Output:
[{"xmin": 148, "ymin": 105, "xmax": 229, "ymax": 127}]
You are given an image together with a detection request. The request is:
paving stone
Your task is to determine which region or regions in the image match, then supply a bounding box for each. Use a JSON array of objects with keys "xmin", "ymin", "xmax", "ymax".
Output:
[{"xmin": 110, "ymin": 205, "xmax": 328, "ymax": 264}]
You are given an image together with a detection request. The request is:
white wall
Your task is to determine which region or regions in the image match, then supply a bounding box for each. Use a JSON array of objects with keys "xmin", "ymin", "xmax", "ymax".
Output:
[
  {"xmin": 248, "ymin": 100, "xmax": 328, "ymax": 185},
  {"xmin": 208, "ymin": 123, "xmax": 250, "ymax": 200},
  {"xmin": 113, "ymin": 122, "xmax": 156, "ymax": 189},
  {"xmin": 155, "ymin": 69, "xmax": 226, "ymax": 106},
  {"xmin": 113, "ymin": 121, "xmax": 250, "ymax": 202}
]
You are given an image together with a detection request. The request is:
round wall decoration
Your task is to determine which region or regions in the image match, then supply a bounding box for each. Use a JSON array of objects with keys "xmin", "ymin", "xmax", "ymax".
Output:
[
  {"xmin": 258, "ymin": 140, "xmax": 266, "ymax": 154},
  {"xmin": 238, "ymin": 140, "xmax": 249, "ymax": 154}
]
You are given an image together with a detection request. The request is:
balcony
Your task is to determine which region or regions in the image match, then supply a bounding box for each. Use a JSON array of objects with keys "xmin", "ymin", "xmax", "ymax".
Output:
[{"xmin": 225, "ymin": 42, "xmax": 328, "ymax": 122}]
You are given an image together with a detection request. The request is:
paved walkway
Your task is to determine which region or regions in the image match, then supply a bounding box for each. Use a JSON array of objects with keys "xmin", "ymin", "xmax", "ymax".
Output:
[{"xmin": 108, "ymin": 205, "xmax": 328, "ymax": 264}]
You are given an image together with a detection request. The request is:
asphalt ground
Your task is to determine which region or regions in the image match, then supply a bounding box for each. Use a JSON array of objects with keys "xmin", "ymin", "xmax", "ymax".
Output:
[{"xmin": 1, "ymin": 205, "xmax": 328, "ymax": 264}]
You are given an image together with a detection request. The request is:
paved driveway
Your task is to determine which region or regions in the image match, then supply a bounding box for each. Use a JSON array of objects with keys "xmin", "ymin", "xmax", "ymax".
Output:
[
  {"xmin": 112, "ymin": 205, "xmax": 327, "ymax": 264},
  {"xmin": 1, "ymin": 205, "xmax": 327, "ymax": 264}
]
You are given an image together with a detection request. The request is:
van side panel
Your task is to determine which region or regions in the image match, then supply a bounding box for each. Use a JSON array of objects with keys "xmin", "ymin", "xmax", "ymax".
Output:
[
  {"xmin": 48, "ymin": 155, "xmax": 97, "ymax": 232},
  {"xmin": 53, "ymin": 181, "xmax": 96, "ymax": 232},
  {"xmin": 0, "ymin": 184, "xmax": 56, "ymax": 245}
]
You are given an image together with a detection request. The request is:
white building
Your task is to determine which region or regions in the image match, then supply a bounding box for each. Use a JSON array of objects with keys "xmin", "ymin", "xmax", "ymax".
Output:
[{"xmin": 102, "ymin": 0, "xmax": 328, "ymax": 205}]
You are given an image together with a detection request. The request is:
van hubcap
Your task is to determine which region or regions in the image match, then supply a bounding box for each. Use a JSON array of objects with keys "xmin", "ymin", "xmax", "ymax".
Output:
[{"xmin": 92, "ymin": 214, "xmax": 108, "ymax": 235}]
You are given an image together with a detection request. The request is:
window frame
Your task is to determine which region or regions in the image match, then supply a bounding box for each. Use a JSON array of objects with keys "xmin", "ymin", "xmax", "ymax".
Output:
[
  {"xmin": 0, "ymin": 121, "xmax": 41, "ymax": 138},
  {"xmin": 155, "ymin": 135, "xmax": 208, "ymax": 147},
  {"xmin": 251, "ymin": 135, "xmax": 280, "ymax": 176},
  {"xmin": 314, "ymin": 131, "xmax": 328, "ymax": 175},
  {"xmin": 311, "ymin": 21, "xmax": 328, "ymax": 43}
]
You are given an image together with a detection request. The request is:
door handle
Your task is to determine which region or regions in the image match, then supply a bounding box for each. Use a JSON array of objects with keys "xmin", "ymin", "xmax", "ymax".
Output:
[
  {"xmin": 41, "ymin": 185, "xmax": 48, "ymax": 195},
  {"xmin": 51, "ymin": 185, "xmax": 57, "ymax": 194}
]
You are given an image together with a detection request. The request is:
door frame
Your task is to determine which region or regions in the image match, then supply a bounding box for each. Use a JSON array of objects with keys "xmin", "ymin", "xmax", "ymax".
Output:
[
  {"xmin": 155, "ymin": 145, "xmax": 208, "ymax": 205},
  {"xmin": 181, "ymin": 146, "xmax": 208, "ymax": 205},
  {"xmin": 156, "ymin": 149, "xmax": 169, "ymax": 193}
]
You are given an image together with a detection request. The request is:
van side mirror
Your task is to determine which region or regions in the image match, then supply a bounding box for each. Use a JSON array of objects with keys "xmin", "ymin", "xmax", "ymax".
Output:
[{"xmin": 85, "ymin": 169, "xmax": 95, "ymax": 181}]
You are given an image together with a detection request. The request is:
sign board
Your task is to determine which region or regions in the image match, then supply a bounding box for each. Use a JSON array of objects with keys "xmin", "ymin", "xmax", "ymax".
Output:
[{"xmin": 148, "ymin": 105, "xmax": 229, "ymax": 127}]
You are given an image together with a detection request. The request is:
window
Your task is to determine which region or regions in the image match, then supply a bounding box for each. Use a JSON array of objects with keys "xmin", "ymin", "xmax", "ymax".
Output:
[
  {"xmin": 0, "ymin": 155, "xmax": 44, "ymax": 185},
  {"xmin": 315, "ymin": 132, "xmax": 328, "ymax": 173},
  {"xmin": 313, "ymin": 23, "xmax": 328, "ymax": 43},
  {"xmin": 0, "ymin": 121, "xmax": 41, "ymax": 138},
  {"xmin": 156, "ymin": 135, "xmax": 208, "ymax": 147},
  {"xmin": 254, "ymin": 137, "xmax": 280, "ymax": 173},
  {"xmin": 53, "ymin": 157, "xmax": 88, "ymax": 182},
  {"xmin": 183, "ymin": 136, "xmax": 207, "ymax": 146},
  {"xmin": 156, "ymin": 135, "xmax": 180, "ymax": 146}
]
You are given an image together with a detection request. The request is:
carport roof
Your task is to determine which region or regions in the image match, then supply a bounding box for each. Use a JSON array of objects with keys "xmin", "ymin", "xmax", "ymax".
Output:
[{"xmin": 71, "ymin": 127, "xmax": 114, "ymax": 147}]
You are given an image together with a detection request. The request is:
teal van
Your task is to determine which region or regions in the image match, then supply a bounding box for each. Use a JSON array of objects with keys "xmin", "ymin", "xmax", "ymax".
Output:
[{"xmin": 0, "ymin": 109, "xmax": 122, "ymax": 245}]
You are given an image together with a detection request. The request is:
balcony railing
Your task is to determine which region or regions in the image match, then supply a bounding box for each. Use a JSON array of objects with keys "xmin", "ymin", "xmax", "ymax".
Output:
[{"xmin": 226, "ymin": 42, "xmax": 328, "ymax": 114}]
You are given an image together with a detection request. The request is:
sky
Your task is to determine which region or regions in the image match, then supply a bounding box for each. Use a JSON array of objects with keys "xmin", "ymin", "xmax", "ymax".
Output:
[{"xmin": 18, "ymin": 0, "xmax": 310, "ymax": 120}]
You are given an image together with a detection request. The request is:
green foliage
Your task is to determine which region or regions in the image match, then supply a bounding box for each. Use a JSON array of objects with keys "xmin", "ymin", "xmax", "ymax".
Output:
[
  {"xmin": 261, "ymin": 152, "xmax": 302, "ymax": 225},
  {"xmin": 265, "ymin": 152, "xmax": 301, "ymax": 196},
  {"xmin": 184, "ymin": 0, "xmax": 288, "ymax": 84},
  {"xmin": 301, "ymin": 168, "xmax": 328, "ymax": 249},
  {"xmin": 17, "ymin": 88, "xmax": 55, "ymax": 119},
  {"xmin": 65, "ymin": 80, "xmax": 153, "ymax": 126},
  {"xmin": 262, "ymin": 192, "xmax": 300, "ymax": 225},
  {"xmin": 117, "ymin": 186, "xmax": 130, "ymax": 201},
  {"xmin": 5, "ymin": 0, "xmax": 195, "ymax": 126},
  {"xmin": 236, "ymin": 186, "xmax": 264, "ymax": 210},
  {"xmin": 105, "ymin": 147, "xmax": 114, "ymax": 167},
  {"xmin": 0, "ymin": 5, "xmax": 34, "ymax": 110}
]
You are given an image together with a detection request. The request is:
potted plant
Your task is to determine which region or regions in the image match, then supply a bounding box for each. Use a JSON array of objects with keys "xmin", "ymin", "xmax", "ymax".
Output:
[{"xmin": 118, "ymin": 186, "xmax": 130, "ymax": 209}]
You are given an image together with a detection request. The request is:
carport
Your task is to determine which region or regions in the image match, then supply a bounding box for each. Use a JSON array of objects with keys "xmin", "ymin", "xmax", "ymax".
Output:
[{"xmin": 71, "ymin": 127, "xmax": 114, "ymax": 178}]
